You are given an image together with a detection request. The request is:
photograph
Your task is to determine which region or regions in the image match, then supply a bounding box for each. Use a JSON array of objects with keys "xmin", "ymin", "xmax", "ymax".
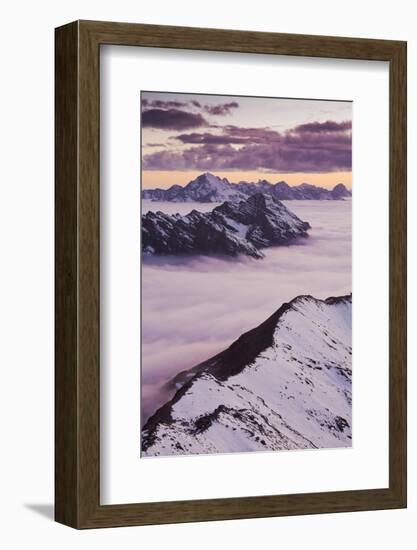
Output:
[{"xmin": 140, "ymin": 91, "xmax": 352, "ymax": 457}]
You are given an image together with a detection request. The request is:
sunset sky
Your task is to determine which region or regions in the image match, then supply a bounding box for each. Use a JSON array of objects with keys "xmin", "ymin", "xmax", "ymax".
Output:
[{"xmin": 141, "ymin": 91, "xmax": 352, "ymax": 190}]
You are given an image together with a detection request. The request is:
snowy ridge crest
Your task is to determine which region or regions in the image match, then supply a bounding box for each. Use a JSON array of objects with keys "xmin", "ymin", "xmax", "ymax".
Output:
[{"xmin": 141, "ymin": 294, "xmax": 352, "ymax": 456}]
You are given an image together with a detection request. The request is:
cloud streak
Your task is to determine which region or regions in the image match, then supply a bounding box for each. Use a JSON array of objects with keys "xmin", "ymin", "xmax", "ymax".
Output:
[
  {"xmin": 142, "ymin": 98, "xmax": 188, "ymax": 109},
  {"xmin": 141, "ymin": 98, "xmax": 240, "ymax": 131},
  {"xmin": 294, "ymin": 120, "xmax": 352, "ymax": 133},
  {"xmin": 203, "ymin": 101, "xmax": 239, "ymax": 115},
  {"xmin": 175, "ymin": 126, "xmax": 282, "ymax": 145}
]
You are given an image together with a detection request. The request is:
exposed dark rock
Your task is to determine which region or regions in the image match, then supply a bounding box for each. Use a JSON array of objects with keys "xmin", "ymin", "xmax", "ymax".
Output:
[{"xmin": 142, "ymin": 193, "xmax": 310, "ymax": 258}]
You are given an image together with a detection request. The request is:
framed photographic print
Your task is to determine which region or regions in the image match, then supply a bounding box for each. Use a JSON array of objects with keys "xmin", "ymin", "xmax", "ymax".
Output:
[{"xmin": 55, "ymin": 20, "xmax": 407, "ymax": 528}]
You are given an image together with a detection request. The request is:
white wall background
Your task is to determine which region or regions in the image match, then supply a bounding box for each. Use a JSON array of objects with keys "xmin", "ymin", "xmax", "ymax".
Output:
[{"xmin": 0, "ymin": 0, "xmax": 414, "ymax": 547}]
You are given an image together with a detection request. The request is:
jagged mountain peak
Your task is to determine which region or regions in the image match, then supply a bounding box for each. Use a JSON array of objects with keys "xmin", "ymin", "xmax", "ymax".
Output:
[
  {"xmin": 142, "ymin": 193, "xmax": 310, "ymax": 259},
  {"xmin": 331, "ymin": 183, "xmax": 351, "ymax": 199},
  {"xmin": 187, "ymin": 172, "xmax": 230, "ymax": 188}
]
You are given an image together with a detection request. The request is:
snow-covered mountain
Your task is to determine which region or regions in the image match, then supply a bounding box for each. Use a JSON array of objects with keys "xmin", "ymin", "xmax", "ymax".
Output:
[
  {"xmin": 141, "ymin": 294, "xmax": 352, "ymax": 456},
  {"xmin": 142, "ymin": 193, "xmax": 311, "ymax": 259},
  {"xmin": 272, "ymin": 181, "xmax": 351, "ymax": 200},
  {"xmin": 142, "ymin": 172, "xmax": 352, "ymax": 203},
  {"xmin": 142, "ymin": 172, "xmax": 247, "ymax": 203}
]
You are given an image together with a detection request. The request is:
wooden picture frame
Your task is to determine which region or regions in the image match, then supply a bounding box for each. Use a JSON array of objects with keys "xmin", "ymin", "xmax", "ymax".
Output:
[{"xmin": 55, "ymin": 20, "xmax": 407, "ymax": 528}]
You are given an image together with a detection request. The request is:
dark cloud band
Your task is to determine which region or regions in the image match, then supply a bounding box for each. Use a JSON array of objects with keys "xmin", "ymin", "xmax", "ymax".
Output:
[
  {"xmin": 203, "ymin": 101, "xmax": 239, "ymax": 115},
  {"xmin": 142, "ymin": 108, "xmax": 208, "ymax": 130},
  {"xmin": 143, "ymin": 119, "xmax": 352, "ymax": 172},
  {"xmin": 294, "ymin": 120, "xmax": 352, "ymax": 133},
  {"xmin": 142, "ymin": 98, "xmax": 188, "ymax": 109}
]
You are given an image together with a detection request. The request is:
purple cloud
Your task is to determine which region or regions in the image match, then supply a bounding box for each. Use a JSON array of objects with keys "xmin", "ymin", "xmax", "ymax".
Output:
[
  {"xmin": 143, "ymin": 139, "xmax": 351, "ymax": 173},
  {"xmin": 142, "ymin": 108, "xmax": 208, "ymax": 130},
  {"xmin": 175, "ymin": 132, "xmax": 250, "ymax": 145},
  {"xmin": 145, "ymin": 143, "xmax": 167, "ymax": 148},
  {"xmin": 142, "ymin": 98, "xmax": 188, "ymax": 109},
  {"xmin": 294, "ymin": 120, "xmax": 352, "ymax": 134},
  {"xmin": 223, "ymin": 125, "xmax": 281, "ymax": 142},
  {"xmin": 175, "ymin": 126, "xmax": 281, "ymax": 145},
  {"xmin": 203, "ymin": 101, "xmax": 239, "ymax": 116},
  {"xmin": 143, "ymin": 115, "xmax": 352, "ymax": 172},
  {"xmin": 284, "ymin": 131, "xmax": 351, "ymax": 150},
  {"xmin": 142, "ymin": 97, "xmax": 239, "ymax": 119}
]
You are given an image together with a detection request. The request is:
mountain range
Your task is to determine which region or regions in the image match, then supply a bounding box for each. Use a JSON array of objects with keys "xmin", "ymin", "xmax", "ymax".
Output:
[
  {"xmin": 142, "ymin": 172, "xmax": 352, "ymax": 203},
  {"xmin": 141, "ymin": 294, "xmax": 352, "ymax": 456},
  {"xmin": 142, "ymin": 193, "xmax": 311, "ymax": 259}
]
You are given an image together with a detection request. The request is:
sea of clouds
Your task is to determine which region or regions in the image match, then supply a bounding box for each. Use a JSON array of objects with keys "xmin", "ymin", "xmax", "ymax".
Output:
[{"xmin": 141, "ymin": 199, "xmax": 352, "ymax": 424}]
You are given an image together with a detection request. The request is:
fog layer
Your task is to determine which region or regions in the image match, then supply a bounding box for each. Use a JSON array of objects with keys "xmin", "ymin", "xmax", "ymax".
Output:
[{"xmin": 141, "ymin": 199, "xmax": 351, "ymax": 424}]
